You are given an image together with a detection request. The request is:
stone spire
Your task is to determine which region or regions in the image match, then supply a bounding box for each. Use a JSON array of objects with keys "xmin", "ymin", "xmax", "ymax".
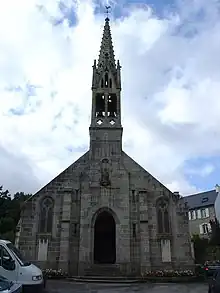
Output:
[
  {"xmin": 97, "ymin": 17, "xmax": 116, "ymax": 73},
  {"xmin": 89, "ymin": 13, "xmax": 122, "ymax": 158}
]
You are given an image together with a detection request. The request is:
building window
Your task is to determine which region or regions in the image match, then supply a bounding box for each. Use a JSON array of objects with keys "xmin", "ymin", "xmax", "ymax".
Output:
[
  {"xmin": 39, "ymin": 197, "xmax": 54, "ymax": 233},
  {"xmin": 196, "ymin": 209, "xmax": 201, "ymax": 219},
  {"xmin": 74, "ymin": 223, "xmax": 78, "ymax": 235},
  {"xmin": 164, "ymin": 209, "xmax": 170, "ymax": 233},
  {"xmin": 157, "ymin": 198, "xmax": 170, "ymax": 234},
  {"xmin": 132, "ymin": 223, "xmax": 136, "ymax": 238},
  {"xmin": 158, "ymin": 208, "xmax": 163, "ymax": 232},
  {"xmin": 189, "ymin": 210, "xmax": 196, "ymax": 220},
  {"xmin": 72, "ymin": 189, "xmax": 79, "ymax": 201},
  {"xmin": 188, "ymin": 211, "xmax": 191, "ymax": 220},
  {"xmin": 132, "ymin": 190, "xmax": 135, "ymax": 203},
  {"xmin": 189, "ymin": 209, "xmax": 205, "ymax": 220},
  {"xmin": 201, "ymin": 208, "xmax": 209, "ymax": 218},
  {"xmin": 199, "ymin": 223, "xmax": 211, "ymax": 235},
  {"xmin": 202, "ymin": 197, "xmax": 208, "ymax": 203}
]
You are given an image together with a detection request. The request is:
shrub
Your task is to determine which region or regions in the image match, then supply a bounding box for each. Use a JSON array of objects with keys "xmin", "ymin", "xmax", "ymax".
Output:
[{"xmin": 195, "ymin": 264, "xmax": 205, "ymax": 276}]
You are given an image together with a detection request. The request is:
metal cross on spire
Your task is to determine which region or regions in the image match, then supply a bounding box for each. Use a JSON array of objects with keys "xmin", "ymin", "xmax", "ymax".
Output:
[
  {"xmin": 97, "ymin": 4, "xmax": 116, "ymax": 71},
  {"xmin": 105, "ymin": 5, "xmax": 111, "ymax": 19}
]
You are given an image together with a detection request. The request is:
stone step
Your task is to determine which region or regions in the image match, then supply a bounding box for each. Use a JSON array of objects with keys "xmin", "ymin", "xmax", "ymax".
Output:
[
  {"xmin": 67, "ymin": 276, "xmax": 140, "ymax": 283},
  {"xmin": 85, "ymin": 264, "xmax": 121, "ymax": 276}
]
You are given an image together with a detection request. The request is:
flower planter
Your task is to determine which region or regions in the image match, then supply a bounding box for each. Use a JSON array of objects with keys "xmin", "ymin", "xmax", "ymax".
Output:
[
  {"xmin": 141, "ymin": 275, "xmax": 204, "ymax": 283},
  {"xmin": 140, "ymin": 269, "xmax": 206, "ymax": 283},
  {"xmin": 42, "ymin": 269, "xmax": 205, "ymax": 283},
  {"xmin": 42, "ymin": 269, "xmax": 68, "ymax": 280}
]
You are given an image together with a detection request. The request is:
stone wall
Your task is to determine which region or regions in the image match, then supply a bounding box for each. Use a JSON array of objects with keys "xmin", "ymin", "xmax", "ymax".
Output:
[
  {"xmin": 77, "ymin": 153, "xmax": 132, "ymax": 276},
  {"xmin": 173, "ymin": 198, "xmax": 194, "ymax": 270},
  {"xmin": 123, "ymin": 151, "xmax": 194, "ymax": 273},
  {"xmin": 18, "ymin": 152, "xmax": 89, "ymax": 273}
]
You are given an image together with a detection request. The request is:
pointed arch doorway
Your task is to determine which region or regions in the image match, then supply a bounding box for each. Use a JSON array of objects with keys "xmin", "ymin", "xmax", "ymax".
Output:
[{"xmin": 94, "ymin": 211, "xmax": 116, "ymax": 264}]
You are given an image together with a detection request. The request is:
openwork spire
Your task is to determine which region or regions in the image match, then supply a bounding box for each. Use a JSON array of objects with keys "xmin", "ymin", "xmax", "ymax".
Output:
[{"xmin": 97, "ymin": 17, "xmax": 116, "ymax": 73}]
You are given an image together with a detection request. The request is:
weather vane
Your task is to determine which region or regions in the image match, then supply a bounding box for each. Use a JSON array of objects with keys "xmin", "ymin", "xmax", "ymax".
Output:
[{"xmin": 105, "ymin": 5, "xmax": 111, "ymax": 18}]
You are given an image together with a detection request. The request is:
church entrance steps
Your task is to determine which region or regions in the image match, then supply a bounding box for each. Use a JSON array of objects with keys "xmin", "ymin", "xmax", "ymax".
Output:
[
  {"xmin": 85, "ymin": 264, "xmax": 121, "ymax": 277},
  {"xmin": 67, "ymin": 276, "xmax": 140, "ymax": 283}
]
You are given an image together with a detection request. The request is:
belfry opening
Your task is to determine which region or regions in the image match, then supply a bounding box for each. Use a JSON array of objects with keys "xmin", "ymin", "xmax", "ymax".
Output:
[{"xmin": 94, "ymin": 211, "xmax": 116, "ymax": 264}]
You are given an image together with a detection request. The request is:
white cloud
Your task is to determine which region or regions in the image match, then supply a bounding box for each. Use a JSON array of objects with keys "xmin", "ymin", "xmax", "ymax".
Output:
[
  {"xmin": 186, "ymin": 164, "xmax": 215, "ymax": 178},
  {"xmin": 0, "ymin": 0, "xmax": 219, "ymax": 195}
]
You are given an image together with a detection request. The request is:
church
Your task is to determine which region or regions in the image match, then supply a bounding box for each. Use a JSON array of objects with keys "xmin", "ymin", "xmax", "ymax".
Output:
[{"xmin": 17, "ymin": 16, "xmax": 194, "ymax": 277}]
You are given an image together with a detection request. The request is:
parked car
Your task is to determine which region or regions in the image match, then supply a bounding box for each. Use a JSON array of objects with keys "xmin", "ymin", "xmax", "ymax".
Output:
[
  {"xmin": 0, "ymin": 275, "xmax": 22, "ymax": 293},
  {"xmin": 203, "ymin": 261, "xmax": 220, "ymax": 278},
  {"xmin": 208, "ymin": 269, "xmax": 220, "ymax": 293},
  {"xmin": 0, "ymin": 239, "xmax": 45, "ymax": 293},
  {"xmin": 205, "ymin": 265, "xmax": 220, "ymax": 277}
]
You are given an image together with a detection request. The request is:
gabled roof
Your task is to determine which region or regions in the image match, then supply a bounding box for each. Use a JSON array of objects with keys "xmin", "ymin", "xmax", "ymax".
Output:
[
  {"xmin": 183, "ymin": 190, "xmax": 217, "ymax": 209},
  {"xmin": 24, "ymin": 151, "xmax": 89, "ymax": 204}
]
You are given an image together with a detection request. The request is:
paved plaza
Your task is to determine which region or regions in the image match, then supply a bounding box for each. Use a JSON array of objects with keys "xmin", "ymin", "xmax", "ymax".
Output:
[{"xmin": 45, "ymin": 280, "xmax": 208, "ymax": 293}]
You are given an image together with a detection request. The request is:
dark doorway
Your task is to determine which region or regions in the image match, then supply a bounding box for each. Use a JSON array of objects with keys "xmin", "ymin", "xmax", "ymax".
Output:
[{"xmin": 94, "ymin": 211, "xmax": 116, "ymax": 264}]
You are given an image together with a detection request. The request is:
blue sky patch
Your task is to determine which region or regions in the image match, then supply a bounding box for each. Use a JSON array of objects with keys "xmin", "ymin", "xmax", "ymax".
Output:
[
  {"xmin": 54, "ymin": 1, "xmax": 78, "ymax": 27},
  {"xmin": 66, "ymin": 145, "xmax": 87, "ymax": 153},
  {"xmin": 8, "ymin": 108, "xmax": 24, "ymax": 116},
  {"xmin": 5, "ymin": 86, "xmax": 22, "ymax": 93},
  {"xmin": 6, "ymin": 83, "xmax": 39, "ymax": 97},
  {"xmin": 184, "ymin": 157, "xmax": 219, "ymax": 191}
]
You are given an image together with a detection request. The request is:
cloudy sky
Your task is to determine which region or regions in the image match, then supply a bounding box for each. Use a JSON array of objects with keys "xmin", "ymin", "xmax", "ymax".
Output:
[{"xmin": 0, "ymin": 0, "xmax": 220, "ymax": 195}]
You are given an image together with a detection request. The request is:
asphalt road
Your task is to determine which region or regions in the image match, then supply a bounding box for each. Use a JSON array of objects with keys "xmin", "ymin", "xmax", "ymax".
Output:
[{"xmin": 45, "ymin": 280, "xmax": 209, "ymax": 293}]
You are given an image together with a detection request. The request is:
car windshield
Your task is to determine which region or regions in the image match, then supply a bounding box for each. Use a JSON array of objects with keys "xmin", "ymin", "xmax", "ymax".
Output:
[{"xmin": 6, "ymin": 243, "xmax": 30, "ymax": 266}]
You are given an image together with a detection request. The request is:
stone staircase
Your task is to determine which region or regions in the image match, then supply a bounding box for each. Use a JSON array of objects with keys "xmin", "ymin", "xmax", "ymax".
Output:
[
  {"xmin": 68, "ymin": 264, "xmax": 140, "ymax": 283},
  {"xmin": 85, "ymin": 264, "xmax": 121, "ymax": 277}
]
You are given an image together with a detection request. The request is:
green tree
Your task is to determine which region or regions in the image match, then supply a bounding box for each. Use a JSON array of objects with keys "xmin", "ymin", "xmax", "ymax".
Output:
[
  {"xmin": 0, "ymin": 186, "xmax": 32, "ymax": 243},
  {"xmin": 210, "ymin": 218, "xmax": 220, "ymax": 246},
  {"xmin": 192, "ymin": 234, "xmax": 209, "ymax": 264},
  {"xmin": 0, "ymin": 186, "xmax": 13, "ymax": 234},
  {"xmin": 11, "ymin": 192, "xmax": 31, "ymax": 227}
]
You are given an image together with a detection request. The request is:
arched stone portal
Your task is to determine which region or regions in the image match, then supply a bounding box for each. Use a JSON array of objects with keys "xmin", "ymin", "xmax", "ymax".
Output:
[{"xmin": 94, "ymin": 211, "xmax": 116, "ymax": 264}]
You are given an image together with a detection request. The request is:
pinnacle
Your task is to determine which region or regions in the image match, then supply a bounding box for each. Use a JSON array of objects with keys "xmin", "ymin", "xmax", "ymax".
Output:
[{"xmin": 97, "ymin": 17, "xmax": 116, "ymax": 72}]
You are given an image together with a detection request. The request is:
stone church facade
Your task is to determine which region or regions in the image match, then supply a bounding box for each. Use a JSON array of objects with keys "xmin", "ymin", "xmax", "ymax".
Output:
[{"xmin": 17, "ymin": 17, "xmax": 194, "ymax": 276}]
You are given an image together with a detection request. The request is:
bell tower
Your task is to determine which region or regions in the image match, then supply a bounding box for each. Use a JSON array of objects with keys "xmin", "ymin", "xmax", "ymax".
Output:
[{"xmin": 89, "ymin": 16, "xmax": 123, "ymax": 158}]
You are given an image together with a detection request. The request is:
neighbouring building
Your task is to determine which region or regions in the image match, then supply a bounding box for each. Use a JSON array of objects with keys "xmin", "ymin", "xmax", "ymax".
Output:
[
  {"xmin": 183, "ymin": 190, "xmax": 217, "ymax": 238},
  {"xmin": 16, "ymin": 16, "xmax": 194, "ymax": 277},
  {"xmin": 215, "ymin": 185, "xmax": 220, "ymax": 223}
]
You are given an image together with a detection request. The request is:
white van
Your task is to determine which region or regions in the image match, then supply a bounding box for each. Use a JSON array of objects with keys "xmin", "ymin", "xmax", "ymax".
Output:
[{"xmin": 0, "ymin": 239, "xmax": 44, "ymax": 293}]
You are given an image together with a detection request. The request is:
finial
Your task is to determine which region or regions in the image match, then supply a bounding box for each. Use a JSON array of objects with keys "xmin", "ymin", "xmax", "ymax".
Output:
[{"xmin": 105, "ymin": 5, "xmax": 111, "ymax": 20}]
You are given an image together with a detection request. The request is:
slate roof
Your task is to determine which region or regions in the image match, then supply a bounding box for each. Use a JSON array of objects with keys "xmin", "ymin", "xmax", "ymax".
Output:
[{"xmin": 183, "ymin": 190, "xmax": 217, "ymax": 210}]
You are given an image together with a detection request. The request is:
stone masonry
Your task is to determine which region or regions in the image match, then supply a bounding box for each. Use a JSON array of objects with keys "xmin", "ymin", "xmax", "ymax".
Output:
[{"xmin": 17, "ymin": 17, "xmax": 194, "ymax": 277}]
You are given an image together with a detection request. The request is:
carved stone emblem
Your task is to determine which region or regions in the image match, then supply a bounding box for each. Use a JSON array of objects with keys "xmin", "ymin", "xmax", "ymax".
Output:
[
  {"xmin": 100, "ymin": 158, "xmax": 111, "ymax": 187},
  {"xmin": 100, "ymin": 168, "xmax": 110, "ymax": 186}
]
